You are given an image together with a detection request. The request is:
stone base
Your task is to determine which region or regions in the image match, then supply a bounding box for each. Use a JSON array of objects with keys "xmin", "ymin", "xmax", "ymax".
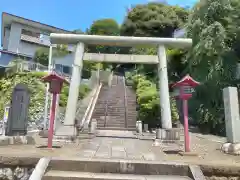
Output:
[
  {"xmin": 178, "ymin": 151, "xmax": 199, "ymax": 157},
  {"xmin": 55, "ymin": 125, "xmax": 77, "ymax": 137},
  {"xmin": 221, "ymin": 142, "xmax": 240, "ymax": 155},
  {"xmin": 156, "ymin": 128, "xmax": 181, "ymax": 143},
  {"xmin": 152, "ymin": 139, "xmax": 162, "ymax": 147},
  {"xmin": 39, "ymin": 130, "xmax": 48, "ymax": 138},
  {"xmin": 78, "ymin": 132, "xmax": 95, "ymax": 139},
  {"xmin": 0, "ymin": 136, "xmax": 35, "ymax": 146},
  {"xmin": 53, "ymin": 135, "xmax": 75, "ymax": 142}
]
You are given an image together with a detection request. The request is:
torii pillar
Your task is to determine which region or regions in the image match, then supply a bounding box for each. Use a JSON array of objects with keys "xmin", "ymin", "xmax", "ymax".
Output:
[{"xmin": 50, "ymin": 34, "xmax": 192, "ymax": 137}]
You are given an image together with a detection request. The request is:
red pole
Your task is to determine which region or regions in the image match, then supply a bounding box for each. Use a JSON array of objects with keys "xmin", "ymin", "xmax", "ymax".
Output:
[
  {"xmin": 48, "ymin": 93, "xmax": 57, "ymax": 148},
  {"xmin": 183, "ymin": 99, "xmax": 190, "ymax": 152}
]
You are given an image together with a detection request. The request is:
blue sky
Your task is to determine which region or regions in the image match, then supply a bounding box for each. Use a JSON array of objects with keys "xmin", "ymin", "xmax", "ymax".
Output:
[{"xmin": 0, "ymin": 0, "xmax": 197, "ymax": 33}]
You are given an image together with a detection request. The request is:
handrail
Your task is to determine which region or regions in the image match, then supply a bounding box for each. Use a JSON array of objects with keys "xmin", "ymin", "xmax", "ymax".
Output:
[
  {"xmin": 85, "ymin": 83, "xmax": 102, "ymax": 126},
  {"xmin": 104, "ymin": 71, "xmax": 113, "ymax": 127},
  {"xmin": 123, "ymin": 76, "xmax": 128, "ymax": 128},
  {"xmin": 104, "ymin": 87, "xmax": 109, "ymax": 127},
  {"xmin": 78, "ymin": 83, "xmax": 102, "ymax": 130},
  {"xmin": 29, "ymin": 157, "xmax": 51, "ymax": 180}
]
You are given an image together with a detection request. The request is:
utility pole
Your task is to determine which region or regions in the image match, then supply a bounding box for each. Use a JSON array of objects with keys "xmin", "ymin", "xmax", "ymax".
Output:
[{"xmin": 43, "ymin": 46, "xmax": 53, "ymax": 130}]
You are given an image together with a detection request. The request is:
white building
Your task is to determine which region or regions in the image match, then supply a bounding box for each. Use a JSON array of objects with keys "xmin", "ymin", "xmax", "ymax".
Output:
[
  {"xmin": 173, "ymin": 28, "xmax": 186, "ymax": 38},
  {"xmin": 0, "ymin": 12, "xmax": 74, "ymax": 74}
]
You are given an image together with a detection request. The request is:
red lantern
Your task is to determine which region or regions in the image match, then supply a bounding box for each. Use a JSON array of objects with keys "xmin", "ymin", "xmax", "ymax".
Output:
[
  {"xmin": 172, "ymin": 74, "xmax": 199, "ymax": 100},
  {"xmin": 42, "ymin": 72, "xmax": 69, "ymax": 148},
  {"xmin": 42, "ymin": 72, "xmax": 68, "ymax": 94},
  {"xmin": 171, "ymin": 74, "xmax": 200, "ymax": 153}
]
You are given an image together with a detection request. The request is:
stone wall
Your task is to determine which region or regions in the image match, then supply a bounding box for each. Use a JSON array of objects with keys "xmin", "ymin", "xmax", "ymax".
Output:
[
  {"xmin": 0, "ymin": 156, "xmax": 38, "ymax": 180},
  {"xmin": 0, "ymin": 167, "xmax": 34, "ymax": 180}
]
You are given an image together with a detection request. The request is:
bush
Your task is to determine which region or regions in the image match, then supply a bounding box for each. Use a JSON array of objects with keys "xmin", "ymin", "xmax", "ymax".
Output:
[
  {"xmin": 59, "ymin": 83, "xmax": 91, "ymax": 107},
  {"xmin": 0, "ymin": 71, "xmax": 91, "ymax": 121},
  {"xmin": 131, "ymin": 74, "xmax": 179, "ymax": 127}
]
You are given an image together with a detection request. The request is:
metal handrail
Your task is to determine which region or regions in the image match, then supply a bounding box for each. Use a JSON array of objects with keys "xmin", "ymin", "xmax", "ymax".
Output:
[
  {"xmin": 29, "ymin": 157, "xmax": 50, "ymax": 180},
  {"xmin": 79, "ymin": 83, "xmax": 102, "ymax": 130},
  {"xmin": 123, "ymin": 75, "xmax": 128, "ymax": 128},
  {"xmin": 15, "ymin": 60, "xmax": 71, "ymax": 80},
  {"xmin": 104, "ymin": 85, "xmax": 111, "ymax": 127}
]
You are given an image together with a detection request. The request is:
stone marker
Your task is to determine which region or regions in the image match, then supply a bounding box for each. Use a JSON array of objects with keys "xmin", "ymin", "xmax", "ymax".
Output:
[
  {"xmin": 223, "ymin": 87, "xmax": 240, "ymax": 143},
  {"xmin": 6, "ymin": 83, "xmax": 30, "ymax": 136},
  {"xmin": 222, "ymin": 87, "xmax": 240, "ymax": 155},
  {"xmin": 144, "ymin": 124, "xmax": 149, "ymax": 132}
]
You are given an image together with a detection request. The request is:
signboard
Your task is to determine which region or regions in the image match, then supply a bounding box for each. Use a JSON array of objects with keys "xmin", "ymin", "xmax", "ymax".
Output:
[{"xmin": 1, "ymin": 106, "xmax": 9, "ymax": 136}]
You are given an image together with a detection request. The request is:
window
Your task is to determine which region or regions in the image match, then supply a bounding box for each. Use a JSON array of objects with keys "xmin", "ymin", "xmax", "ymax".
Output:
[
  {"xmin": 62, "ymin": 66, "xmax": 70, "ymax": 74},
  {"xmin": 21, "ymin": 29, "xmax": 40, "ymax": 38}
]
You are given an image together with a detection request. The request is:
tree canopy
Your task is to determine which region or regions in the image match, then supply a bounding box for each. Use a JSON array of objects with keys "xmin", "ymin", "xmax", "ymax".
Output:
[
  {"xmin": 120, "ymin": 2, "xmax": 189, "ymax": 37},
  {"xmin": 87, "ymin": 18, "xmax": 120, "ymax": 54},
  {"xmin": 34, "ymin": 45, "xmax": 69, "ymax": 66},
  {"xmin": 186, "ymin": 0, "xmax": 240, "ymax": 135}
]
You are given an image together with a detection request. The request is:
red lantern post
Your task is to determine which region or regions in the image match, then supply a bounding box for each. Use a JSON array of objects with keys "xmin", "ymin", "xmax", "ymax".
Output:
[
  {"xmin": 171, "ymin": 74, "xmax": 200, "ymax": 152},
  {"xmin": 42, "ymin": 72, "xmax": 69, "ymax": 148}
]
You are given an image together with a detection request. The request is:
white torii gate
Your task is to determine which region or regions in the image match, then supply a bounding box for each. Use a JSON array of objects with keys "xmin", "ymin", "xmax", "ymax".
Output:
[{"xmin": 50, "ymin": 34, "xmax": 192, "ymax": 136}]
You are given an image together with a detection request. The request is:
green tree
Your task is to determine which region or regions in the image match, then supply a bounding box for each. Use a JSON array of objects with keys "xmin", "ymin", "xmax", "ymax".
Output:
[
  {"xmin": 86, "ymin": 18, "xmax": 121, "ymax": 70},
  {"xmin": 34, "ymin": 45, "xmax": 69, "ymax": 66},
  {"xmin": 120, "ymin": 2, "xmax": 189, "ymax": 37},
  {"xmin": 186, "ymin": 0, "xmax": 239, "ymax": 135},
  {"xmin": 119, "ymin": 2, "xmax": 189, "ymax": 78},
  {"xmin": 88, "ymin": 19, "xmax": 120, "ymax": 54},
  {"xmin": 73, "ymin": 29, "xmax": 84, "ymax": 34}
]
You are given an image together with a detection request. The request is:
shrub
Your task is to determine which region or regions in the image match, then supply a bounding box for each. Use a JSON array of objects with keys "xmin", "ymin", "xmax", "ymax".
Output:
[
  {"xmin": 131, "ymin": 74, "xmax": 179, "ymax": 127},
  {"xmin": 0, "ymin": 71, "xmax": 91, "ymax": 121},
  {"xmin": 59, "ymin": 83, "xmax": 91, "ymax": 107}
]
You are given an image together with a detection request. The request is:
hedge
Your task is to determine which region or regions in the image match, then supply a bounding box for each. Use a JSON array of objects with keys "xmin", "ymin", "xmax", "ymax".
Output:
[{"xmin": 130, "ymin": 74, "xmax": 179, "ymax": 127}]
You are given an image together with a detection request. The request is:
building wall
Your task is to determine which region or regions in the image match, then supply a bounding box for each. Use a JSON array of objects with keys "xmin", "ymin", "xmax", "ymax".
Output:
[
  {"xmin": 7, "ymin": 23, "xmax": 22, "ymax": 52},
  {"xmin": 0, "ymin": 52, "xmax": 16, "ymax": 65},
  {"xmin": 4, "ymin": 22, "xmax": 49, "ymax": 56},
  {"xmin": 3, "ymin": 28, "xmax": 10, "ymax": 50},
  {"xmin": 0, "ymin": 51, "xmax": 32, "ymax": 66},
  {"xmin": 18, "ymin": 41, "xmax": 41, "ymax": 57}
]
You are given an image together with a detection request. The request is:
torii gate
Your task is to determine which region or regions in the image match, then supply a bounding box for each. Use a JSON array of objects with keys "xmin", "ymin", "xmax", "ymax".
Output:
[{"xmin": 50, "ymin": 34, "xmax": 192, "ymax": 136}]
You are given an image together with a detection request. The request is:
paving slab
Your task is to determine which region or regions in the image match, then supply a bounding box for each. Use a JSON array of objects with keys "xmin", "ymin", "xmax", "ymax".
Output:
[
  {"xmin": 0, "ymin": 131, "xmax": 239, "ymax": 168},
  {"xmin": 96, "ymin": 130, "xmax": 137, "ymax": 138}
]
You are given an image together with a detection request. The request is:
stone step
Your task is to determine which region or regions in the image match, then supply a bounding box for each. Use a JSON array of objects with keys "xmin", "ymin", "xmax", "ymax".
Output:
[
  {"xmin": 43, "ymin": 170, "xmax": 191, "ymax": 180},
  {"xmin": 97, "ymin": 127, "xmax": 136, "ymax": 131},
  {"xmin": 46, "ymin": 158, "xmax": 198, "ymax": 177},
  {"xmin": 98, "ymin": 123, "xmax": 126, "ymax": 126}
]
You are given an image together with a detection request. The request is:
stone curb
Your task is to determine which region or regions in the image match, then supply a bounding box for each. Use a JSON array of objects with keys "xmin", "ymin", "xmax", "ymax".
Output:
[{"xmin": 0, "ymin": 136, "xmax": 36, "ymax": 146}]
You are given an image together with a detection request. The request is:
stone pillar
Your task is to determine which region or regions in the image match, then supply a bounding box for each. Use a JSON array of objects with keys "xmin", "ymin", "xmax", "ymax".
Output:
[
  {"xmin": 143, "ymin": 124, "xmax": 149, "ymax": 132},
  {"xmin": 157, "ymin": 45, "xmax": 172, "ymax": 129},
  {"xmin": 138, "ymin": 121, "xmax": 142, "ymax": 135},
  {"xmin": 62, "ymin": 42, "xmax": 84, "ymax": 136},
  {"xmin": 223, "ymin": 87, "xmax": 240, "ymax": 143}
]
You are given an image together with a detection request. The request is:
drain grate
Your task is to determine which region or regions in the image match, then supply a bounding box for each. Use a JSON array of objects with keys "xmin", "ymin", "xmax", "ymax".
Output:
[
  {"xmin": 163, "ymin": 150, "xmax": 182, "ymax": 155},
  {"xmin": 36, "ymin": 145, "xmax": 62, "ymax": 149}
]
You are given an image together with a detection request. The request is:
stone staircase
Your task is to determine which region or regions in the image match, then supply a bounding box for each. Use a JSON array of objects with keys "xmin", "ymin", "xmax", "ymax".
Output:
[
  {"xmin": 42, "ymin": 158, "xmax": 202, "ymax": 180},
  {"xmin": 91, "ymin": 75, "xmax": 137, "ymax": 131}
]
